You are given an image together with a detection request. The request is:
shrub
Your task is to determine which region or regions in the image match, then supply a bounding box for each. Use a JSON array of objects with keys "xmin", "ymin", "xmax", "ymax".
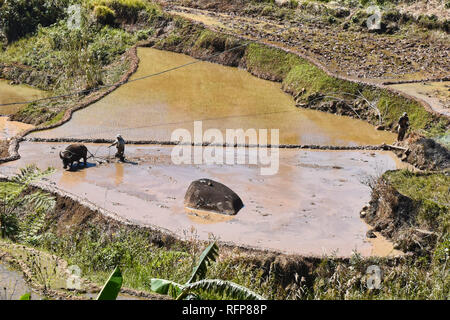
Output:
[
  {"xmin": 0, "ymin": 0, "xmax": 69, "ymax": 42},
  {"xmin": 93, "ymin": 5, "xmax": 116, "ymax": 25},
  {"xmin": 90, "ymin": 0, "xmax": 147, "ymax": 23},
  {"xmin": 288, "ymin": 0, "xmax": 299, "ymax": 9}
]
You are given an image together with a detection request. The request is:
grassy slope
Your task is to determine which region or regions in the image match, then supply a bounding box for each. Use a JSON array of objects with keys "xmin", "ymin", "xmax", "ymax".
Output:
[
  {"xmin": 244, "ymin": 43, "xmax": 447, "ymax": 136},
  {"xmin": 1, "ymin": 0, "xmax": 447, "ymax": 136},
  {"xmin": 0, "ymin": 0, "xmax": 161, "ymax": 125},
  {"xmin": 1, "ymin": 177, "xmax": 449, "ymax": 300},
  {"xmin": 384, "ymin": 170, "xmax": 449, "ymax": 232},
  {"xmin": 0, "ymin": 25, "xmax": 137, "ymax": 124}
]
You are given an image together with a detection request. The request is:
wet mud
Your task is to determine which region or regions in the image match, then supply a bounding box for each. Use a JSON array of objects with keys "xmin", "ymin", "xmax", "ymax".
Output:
[
  {"xmin": 388, "ymin": 81, "xmax": 450, "ymax": 117},
  {"xmin": 0, "ymin": 117, "xmax": 34, "ymax": 140},
  {"xmin": 0, "ymin": 79, "xmax": 41, "ymax": 139},
  {"xmin": 1, "ymin": 142, "xmax": 406, "ymax": 257}
]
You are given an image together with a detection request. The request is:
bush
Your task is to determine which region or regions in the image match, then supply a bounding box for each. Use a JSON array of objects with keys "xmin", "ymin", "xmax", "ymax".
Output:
[
  {"xmin": 0, "ymin": 0, "xmax": 69, "ymax": 42},
  {"xmin": 90, "ymin": 0, "xmax": 147, "ymax": 23},
  {"xmin": 288, "ymin": 0, "xmax": 298, "ymax": 9},
  {"xmin": 93, "ymin": 5, "xmax": 116, "ymax": 25},
  {"xmin": 417, "ymin": 14, "xmax": 440, "ymax": 30}
]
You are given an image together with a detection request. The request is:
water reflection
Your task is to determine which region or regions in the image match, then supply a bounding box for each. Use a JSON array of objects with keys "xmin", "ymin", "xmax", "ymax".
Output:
[{"xmin": 31, "ymin": 49, "xmax": 395, "ymax": 146}]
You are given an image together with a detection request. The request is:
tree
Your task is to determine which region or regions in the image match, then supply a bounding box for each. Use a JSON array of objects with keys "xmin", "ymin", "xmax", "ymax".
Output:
[
  {"xmin": 0, "ymin": 165, "xmax": 55, "ymax": 241},
  {"xmin": 0, "ymin": 0, "xmax": 69, "ymax": 43}
]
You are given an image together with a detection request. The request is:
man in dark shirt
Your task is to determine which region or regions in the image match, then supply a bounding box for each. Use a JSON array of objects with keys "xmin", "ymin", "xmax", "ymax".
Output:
[{"xmin": 397, "ymin": 112, "xmax": 409, "ymax": 142}]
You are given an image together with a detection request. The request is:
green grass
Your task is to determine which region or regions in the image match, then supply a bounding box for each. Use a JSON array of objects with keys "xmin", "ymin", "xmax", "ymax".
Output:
[
  {"xmin": 385, "ymin": 170, "xmax": 450, "ymax": 204},
  {"xmin": 245, "ymin": 43, "xmax": 301, "ymax": 81},
  {"xmin": 384, "ymin": 170, "xmax": 449, "ymax": 231},
  {"xmin": 0, "ymin": 22, "xmax": 136, "ymax": 77},
  {"xmin": 0, "ymin": 16, "xmax": 138, "ymax": 124},
  {"xmin": 244, "ymin": 43, "xmax": 447, "ymax": 136},
  {"xmin": 89, "ymin": 0, "xmax": 161, "ymax": 24},
  {"xmin": 36, "ymin": 227, "xmax": 279, "ymax": 299},
  {"xmin": 364, "ymin": 89, "xmax": 442, "ymax": 134},
  {"xmin": 42, "ymin": 110, "xmax": 65, "ymax": 127},
  {"xmin": 0, "ymin": 0, "xmax": 69, "ymax": 42},
  {"xmin": 311, "ymin": 252, "xmax": 449, "ymax": 299},
  {"xmin": 0, "ymin": 0, "xmax": 164, "ymax": 125}
]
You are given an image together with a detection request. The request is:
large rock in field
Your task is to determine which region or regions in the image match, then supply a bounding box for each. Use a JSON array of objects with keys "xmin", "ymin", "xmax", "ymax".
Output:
[{"xmin": 184, "ymin": 179, "xmax": 244, "ymax": 215}]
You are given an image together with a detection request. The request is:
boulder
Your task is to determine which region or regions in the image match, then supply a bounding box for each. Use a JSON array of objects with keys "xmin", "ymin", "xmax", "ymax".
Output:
[{"xmin": 184, "ymin": 179, "xmax": 244, "ymax": 215}]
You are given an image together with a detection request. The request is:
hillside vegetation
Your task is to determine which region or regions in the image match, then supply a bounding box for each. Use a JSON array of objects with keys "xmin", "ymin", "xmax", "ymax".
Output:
[
  {"xmin": 0, "ymin": 0, "xmax": 449, "ymax": 300},
  {"xmin": 1, "ymin": 0, "xmax": 447, "ymax": 139}
]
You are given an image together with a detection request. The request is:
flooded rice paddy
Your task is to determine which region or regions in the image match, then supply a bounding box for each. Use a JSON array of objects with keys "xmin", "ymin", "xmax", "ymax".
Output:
[
  {"xmin": 0, "ymin": 80, "xmax": 42, "ymax": 139},
  {"xmin": 0, "ymin": 48, "xmax": 408, "ymax": 258},
  {"xmin": 1, "ymin": 142, "xmax": 406, "ymax": 257},
  {"xmin": 30, "ymin": 48, "xmax": 395, "ymax": 146}
]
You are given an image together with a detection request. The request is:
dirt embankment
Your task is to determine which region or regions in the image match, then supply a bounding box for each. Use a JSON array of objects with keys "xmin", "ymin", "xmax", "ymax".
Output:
[
  {"xmin": 0, "ymin": 62, "xmax": 54, "ymax": 90},
  {"xmin": 363, "ymin": 173, "xmax": 448, "ymax": 255},
  {"xmin": 0, "ymin": 140, "xmax": 9, "ymax": 158},
  {"xmin": 1, "ymin": 176, "xmax": 347, "ymax": 291},
  {"xmin": 394, "ymin": 134, "xmax": 450, "ymax": 171}
]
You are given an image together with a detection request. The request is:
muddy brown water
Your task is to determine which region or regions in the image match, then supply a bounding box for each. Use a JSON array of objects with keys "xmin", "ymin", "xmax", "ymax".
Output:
[
  {"xmin": 29, "ymin": 48, "xmax": 395, "ymax": 146},
  {"xmin": 1, "ymin": 142, "xmax": 408, "ymax": 257},
  {"xmin": 0, "ymin": 79, "xmax": 42, "ymax": 139},
  {"xmin": 1, "ymin": 49, "xmax": 403, "ymax": 257},
  {"xmin": 0, "ymin": 263, "xmax": 42, "ymax": 300},
  {"xmin": 0, "ymin": 79, "xmax": 43, "ymax": 116}
]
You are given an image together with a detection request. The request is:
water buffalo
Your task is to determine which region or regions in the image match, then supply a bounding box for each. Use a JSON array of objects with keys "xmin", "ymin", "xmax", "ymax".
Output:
[{"xmin": 59, "ymin": 144, "xmax": 88, "ymax": 170}]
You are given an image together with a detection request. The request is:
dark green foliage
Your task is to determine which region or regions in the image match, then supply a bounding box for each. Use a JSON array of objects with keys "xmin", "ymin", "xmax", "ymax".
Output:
[
  {"xmin": 182, "ymin": 279, "xmax": 264, "ymax": 300},
  {"xmin": 150, "ymin": 242, "xmax": 264, "ymax": 300},
  {"xmin": 187, "ymin": 242, "xmax": 219, "ymax": 284},
  {"xmin": 96, "ymin": 266, "xmax": 123, "ymax": 300},
  {"xmin": 0, "ymin": 0, "xmax": 69, "ymax": 42},
  {"xmin": 0, "ymin": 166, "xmax": 55, "ymax": 241}
]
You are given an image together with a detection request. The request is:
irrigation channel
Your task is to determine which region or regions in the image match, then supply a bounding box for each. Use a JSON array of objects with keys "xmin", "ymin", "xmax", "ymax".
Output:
[{"xmin": 0, "ymin": 48, "xmax": 408, "ymax": 257}]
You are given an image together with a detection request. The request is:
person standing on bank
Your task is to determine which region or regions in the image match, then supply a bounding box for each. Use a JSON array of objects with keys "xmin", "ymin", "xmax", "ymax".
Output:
[
  {"xmin": 109, "ymin": 134, "xmax": 125, "ymax": 161},
  {"xmin": 397, "ymin": 112, "xmax": 409, "ymax": 142}
]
